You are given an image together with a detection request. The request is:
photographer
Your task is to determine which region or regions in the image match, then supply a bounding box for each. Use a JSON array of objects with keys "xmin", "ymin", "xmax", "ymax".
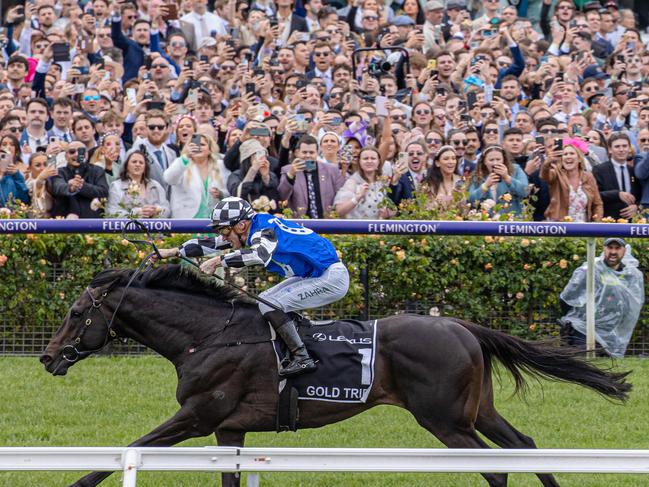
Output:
[{"xmin": 49, "ymin": 141, "xmax": 109, "ymax": 219}]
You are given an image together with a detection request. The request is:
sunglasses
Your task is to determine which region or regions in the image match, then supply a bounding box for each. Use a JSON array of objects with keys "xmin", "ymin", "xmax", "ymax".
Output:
[
  {"xmin": 426, "ymin": 138, "xmax": 443, "ymax": 144},
  {"xmin": 147, "ymin": 124, "xmax": 166, "ymax": 131},
  {"xmin": 484, "ymin": 128, "xmax": 499, "ymax": 134},
  {"xmin": 83, "ymin": 95, "xmax": 100, "ymax": 101},
  {"xmin": 391, "ymin": 114, "xmax": 407, "ymax": 120},
  {"xmin": 7, "ymin": 127, "xmax": 21, "ymax": 133},
  {"xmin": 316, "ymin": 36, "xmax": 331, "ymax": 42},
  {"xmin": 480, "ymin": 111, "xmax": 492, "ymax": 118},
  {"xmin": 415, "ymin": 109, "xmax": 431, "ymax": 115},
  {"xmin": 97, "ymin": 34, "xmax": 110, "ymax": 38},
  {"xmin": 363, "ymin": 16, "xmax": 378, "ymax": 20},
  {"xmin": 170, "ymin": 41, "xmax": 187, "ymax": 47},
  {"xmin": 639, "ymin": 138, "xmax": 649, "ymax": 143},
  {"xmin": 556, "ymin": 5, "xmax": 573, "ymax": 9},
  {"xmin": 391, "ymin": 128, "xmax": 404, "ymax": 134},
  {"xmin": 221, "ymin": 65, "xmax": 236, "ymax": 71},
  {"xmin": 330, "ymin": 92, "xmax": 342, "ymax": 98},
  {"xmin": 152, "ymin": 64, "xmax": 168, "ymax": 69},
  {"xmin": 67, "ymin": 148, "xmax": 79, "ymax": 154},
  {"xmin": 452, "ymin": 140, "xmax": 467, "ymax": 146},
  {"xmin": 313, "ymin": 51, "xmax": 330, "ymax": 57}
]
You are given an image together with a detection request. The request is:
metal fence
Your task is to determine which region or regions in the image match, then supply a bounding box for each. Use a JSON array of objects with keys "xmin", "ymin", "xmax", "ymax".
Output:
[{"xmin": 3, "ymin": 263, "xmax": 649, "ymax": 357}]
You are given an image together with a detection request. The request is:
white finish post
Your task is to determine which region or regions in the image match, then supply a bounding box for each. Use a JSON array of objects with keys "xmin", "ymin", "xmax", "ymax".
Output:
[
  {"xmin": 122, "ymin": 448, "xmax": 140, "ymax": 487},
  {"xmin": 586, "ymin": 238, "xmax": 596, "ymax": 358},
  {"xmin": 246, "ymin": 473, "xmax": 260, "ymax": 487}
]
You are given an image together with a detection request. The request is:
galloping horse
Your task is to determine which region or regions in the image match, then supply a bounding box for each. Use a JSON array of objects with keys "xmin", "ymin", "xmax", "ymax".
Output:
[{"xmin": 40, "ymin": 265, "xmax": 631, "ymax": 487}]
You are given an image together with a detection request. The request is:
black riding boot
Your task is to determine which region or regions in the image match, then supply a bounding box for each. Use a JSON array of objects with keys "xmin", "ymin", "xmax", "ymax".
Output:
[{"xmin": 264, "ymin": 310, "xmax": 316, "ymax": 377}]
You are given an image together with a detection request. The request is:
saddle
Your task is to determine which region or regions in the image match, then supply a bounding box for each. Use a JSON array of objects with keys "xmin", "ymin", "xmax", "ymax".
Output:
[{"xmin": 273, "ymin": 318, "xmax": 378, "ymax": 431}]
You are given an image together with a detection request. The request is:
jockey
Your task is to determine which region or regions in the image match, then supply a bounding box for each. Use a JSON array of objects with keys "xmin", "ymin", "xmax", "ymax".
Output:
[{"xmin": 156, "ymin": 197, "xmax": 350, "ymax": 377}]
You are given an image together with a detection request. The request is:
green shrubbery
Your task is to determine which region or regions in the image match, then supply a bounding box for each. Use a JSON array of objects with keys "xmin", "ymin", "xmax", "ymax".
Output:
[{"xmin": 3, "ymin": 231, "xmax": 648, "ymax": 342}]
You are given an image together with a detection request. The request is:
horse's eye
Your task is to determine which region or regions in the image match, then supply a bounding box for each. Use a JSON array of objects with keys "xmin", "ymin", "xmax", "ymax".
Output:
[{"xmin": 71, "ymin": 311, "xmax": 82, "ymax": 318}]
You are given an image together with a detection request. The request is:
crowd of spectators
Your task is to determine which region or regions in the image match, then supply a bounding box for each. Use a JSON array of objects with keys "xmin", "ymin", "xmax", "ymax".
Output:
[{"xmin": 0, "ymin": 0, "xmax": 648, "ymax": 223}]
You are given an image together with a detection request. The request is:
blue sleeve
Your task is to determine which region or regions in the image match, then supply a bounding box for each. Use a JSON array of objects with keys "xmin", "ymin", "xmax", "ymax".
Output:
[
  {"xmin": 495, "ymin": 45, "xmax": 524, "ymax": 89},
  {"xmin": 150, "ymin": 31, "xmax": 162, "ymax": 54},
  {"xmin": 12, "ymin": 171, "xmax": 30, "ymax": 205},
  {"xmin": 507, "ymin": 166, "xmax": 529, "ymax": 197},
  {"xmin": 635, "ymin": 152, "xmax": 649, "ymax": 180},
  {"xmin": 111, "ymin": 18, "xmax": 130, "ymax": 52},
  {"xmin": 32, "ymin": 70, "xmax": 46, "ymax": 99},
  {"xmin": 5, "ymin": 23, "xmax": 16, "ymax": 57},
  {"xmin": 468, "ymin": 180, "xmax": 488, "ymax": 203}
]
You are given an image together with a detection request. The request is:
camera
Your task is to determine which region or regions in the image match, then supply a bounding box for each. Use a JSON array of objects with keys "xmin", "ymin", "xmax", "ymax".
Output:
[{"xmin": 367, "ymin": 59, "xmax": 391, "ymax": 78}]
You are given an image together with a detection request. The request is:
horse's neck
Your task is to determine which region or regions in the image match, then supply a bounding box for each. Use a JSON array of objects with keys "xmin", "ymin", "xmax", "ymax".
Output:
[{"xmin": 116, "ymin": 289, "xmax": 264, "ymax": 362}]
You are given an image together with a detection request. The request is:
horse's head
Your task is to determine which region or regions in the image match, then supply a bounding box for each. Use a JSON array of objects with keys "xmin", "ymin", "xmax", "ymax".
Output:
[{"xmin": 40, "ymin": 279, "xmax": 120, "ymax": 376}]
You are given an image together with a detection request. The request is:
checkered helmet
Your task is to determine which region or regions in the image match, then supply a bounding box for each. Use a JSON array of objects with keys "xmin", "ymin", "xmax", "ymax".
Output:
[{"xmin": 209, "ymin": 197, "xmax": 255, "ymax": 228}]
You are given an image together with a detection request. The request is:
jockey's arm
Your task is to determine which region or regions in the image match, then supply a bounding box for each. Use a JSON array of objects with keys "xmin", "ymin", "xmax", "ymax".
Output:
[
  {"xmin": 178, "ymin": 236, "xmax": 232, "ymax": 258},
  {"xmin": 222, "ymin": 228, "xmax": 277, "ymax": 269}
]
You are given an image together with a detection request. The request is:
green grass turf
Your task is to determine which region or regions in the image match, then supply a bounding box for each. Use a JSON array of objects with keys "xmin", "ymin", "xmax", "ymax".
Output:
[{"xmin": 0, "ymin": 356, "xmax": 647, "ymax": 487}]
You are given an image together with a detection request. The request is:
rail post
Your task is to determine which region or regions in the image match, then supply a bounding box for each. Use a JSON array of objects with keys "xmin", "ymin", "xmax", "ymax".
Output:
[
  {"xmin": 121, "ymin": 448, "xmax": 140, "ymax": 487},
  {"xmin": 586, "ymin": 238, "xmax": 596, "ymax": 358}
]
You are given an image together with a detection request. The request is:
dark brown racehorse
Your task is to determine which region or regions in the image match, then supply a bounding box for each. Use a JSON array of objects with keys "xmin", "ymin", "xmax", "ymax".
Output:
[{"xmin": 40, "ymin": 265, "xmax": 631, "ymax": 487}]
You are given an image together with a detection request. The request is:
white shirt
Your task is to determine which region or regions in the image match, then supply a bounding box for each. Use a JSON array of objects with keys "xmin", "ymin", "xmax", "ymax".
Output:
[
  {"xmin": 611, "ymin": 160, "xmax": 631, "ymax": 193},
  {"xmin": 180, "ymin": 10, "xmax": 228, "ymax": 41}
]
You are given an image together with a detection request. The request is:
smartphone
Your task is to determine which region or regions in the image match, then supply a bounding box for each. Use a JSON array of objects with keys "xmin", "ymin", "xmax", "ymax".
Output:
[
  {"xmin": 77, "ymin": 147, "xmax": 86, "ymax": 164},
  {"xmin": 0, "ymin": 152, "xmax": 9, "ymax": 171},
  {"xmin": 571, "ymin": 125, "xmax": 581, "ymax": 135},
  {"xmin": 48, "ymin": 136, "xmax": 58, "ymax": 144},
  {"xmin": 147, "ymin": 101, "xmax": 165, "ymax": 111},
  {"xmin": 200, "ymin": 55, "xmax": 209, "ymax": 63},
  {"xmin": 126, "ymin": 87, "xmax": 137, "ymax": 106},
  {"xmin": 245, "ymin": 82, "xmax": 256, "ymax": 95},
  {"xmin": 556, "ymin": 72, "xmax": 564, "ymax": 82},
  {"xmin": 535, "ymin": 135, "xmax": 545, "ymax": 146},
  {"xmin": 483, "ymin": 30, "xmax": 494, "ymax": 37},
  {"xmin": 295, "ymin": 78, "xmax": 307, "ymax": 90},
  {"xmin": 569, "ymin": 20, "xmax": 577, "ymax": 28},
  {"xmin": 398, "ymin": 151, "xmax": 409, "ymax": 167},
  {"xmin": 249, "ymin": 127, "xmax": 270, "ymax": 137},
  {"xmin": 77, "ymin": 65, "xmax": 89, "ymax": 75},
  {"xmin": 626, "ymin": 41, "xmax": 635, "ymax": 50},
  {"xmin": 191, "ymin": 134, "xmax": 202, "ymax": 151},
  {"xmin": 52, "ymin": 42, "xmax": 72, "ymax": 63},
  {"xmin": 543, "ymin": 78, "xmax": 553, "ymax": 91},
  {"xmin": 142, "ymin": 71, "xmax": 151, "ymax": 81},
  {"xmin": 430, "ymin": 69, "xmax": 439, "ymax": 79},
  {"xmin": 460, "ymin": 114, "xmax": 472, "ymax": 124},
  {"xmin": 493, "ymin": 89, "xmax": 501, "ymax": 98},
  {"xmin": 46, "ymin": 155, "xmax": 57, "ymax": 167},
  {"xmin": 229, "ymin": 27, "xmax": 240, "ymax": 40},
  {"xmin": 436, "ymin": 87, "xmax": 446, "ymax": 96},
  {"xmin": 427, "ymin": 59, "xmax": 437, "ymax": 70},
  {"xmin": 303, "ymin": 160, "xmax": 317, "ymax": 172},
  {"xmin": 330, "ymin": 116, "xmax": 342, "ymax": 126},
  {"xmin": 187, "ymin": 88, "xmax": 199, "ymax": 105},
  {"xmin": 269, "ymin": 16, "xmax": 278, "ymax": 28},
  {"xmin": 375, "ymin": 95, "xmax": 388, "ymax": 117},
  {"xmin": 627, "ymin": 91, "xmax": 637, "ymax": 99},
  {"xmin": 553, "ymin": 139, "xmax": 563, "ymax": 151},
  {"xmin": 162, "ymin": 2, "xmax": 179, "ymax": 21},
  {"xmin": 616, "ymin": 54, "xmax": 625, "ymax": 63},
  {"xmin": 467, "ymin": 91, "xmax": 477, "ymax": 110},
  {"xmin": 294, "ymin": 113, "xmax": 308, "ymax": 133},
  {"xmin": 145, "ymin": 55, "xmax": 153, "ymax": 70}
]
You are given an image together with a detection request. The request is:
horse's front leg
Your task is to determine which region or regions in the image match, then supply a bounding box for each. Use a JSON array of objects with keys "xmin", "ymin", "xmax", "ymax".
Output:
[
  {"xmin": 70, "ymin": 404, "xmax": 211, "ymax": 487},
  {"xmin": 215, "ymin": 429, "xmax": 246, "ymax": 487}
]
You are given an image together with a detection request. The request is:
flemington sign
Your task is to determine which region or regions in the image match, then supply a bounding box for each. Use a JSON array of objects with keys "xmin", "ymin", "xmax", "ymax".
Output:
[{"xmin": 0, "ymin": 219, "xmax": 647, "ymax": 238}]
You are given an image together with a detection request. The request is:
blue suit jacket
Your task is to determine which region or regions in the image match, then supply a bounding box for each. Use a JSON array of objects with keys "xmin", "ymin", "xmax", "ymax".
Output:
[
  {"xmin": 111, "ymin": 18, "xmax": 163, "ymax": 82},
  {"xmin": 389, "ymin": 172, "xmax": 417, "ymax": 206}
]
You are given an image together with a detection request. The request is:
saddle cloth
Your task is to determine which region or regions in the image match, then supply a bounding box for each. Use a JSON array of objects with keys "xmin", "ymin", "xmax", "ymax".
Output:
[{"xmin": 273, "ymin": 319, "xmax": 378, "ymax": 404}]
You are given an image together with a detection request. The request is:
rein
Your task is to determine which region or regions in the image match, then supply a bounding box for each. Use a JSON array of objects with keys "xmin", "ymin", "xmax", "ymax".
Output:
[{"xmin": 61, "ymin": 221, "xmax": 162, "ymax": 363}]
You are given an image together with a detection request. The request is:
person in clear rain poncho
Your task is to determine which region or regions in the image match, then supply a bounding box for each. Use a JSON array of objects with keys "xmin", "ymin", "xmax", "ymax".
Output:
[{"xmin": 559, "ymin": 238, "xmax": 645, "ymax": 358}]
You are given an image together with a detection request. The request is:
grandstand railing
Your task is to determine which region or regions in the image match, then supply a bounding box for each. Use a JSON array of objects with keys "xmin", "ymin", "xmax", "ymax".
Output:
[
  {"xmin": 2, "ymin": 447, "xmax": 649, "ymax": 487},
  {"xmin": 3, "ymin": 218, "xmax": 649, "ymax": 356}
]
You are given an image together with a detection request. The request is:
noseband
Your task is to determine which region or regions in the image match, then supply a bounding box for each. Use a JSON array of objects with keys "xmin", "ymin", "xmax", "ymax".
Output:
[{"xmin": 61, "ymin": 252, "xmax": 156, "ymax": 363}]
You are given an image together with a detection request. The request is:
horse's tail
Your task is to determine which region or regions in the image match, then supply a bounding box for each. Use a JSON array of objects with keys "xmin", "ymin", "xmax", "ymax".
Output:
[{"xmin": 454, "ymin": 319, "xmax": 632, "ymax": 402}]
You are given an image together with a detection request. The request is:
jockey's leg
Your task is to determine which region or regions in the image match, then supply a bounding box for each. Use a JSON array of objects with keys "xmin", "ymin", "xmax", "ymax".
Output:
[{"xmin": 259, "ymin": 262, "xmax": 350, "ymax": 377}]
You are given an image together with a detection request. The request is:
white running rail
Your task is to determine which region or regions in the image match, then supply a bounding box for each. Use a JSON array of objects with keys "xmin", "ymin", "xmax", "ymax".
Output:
[{"xmin": 2, "ymin": 448, "xmax": 649, "ymax": 487}]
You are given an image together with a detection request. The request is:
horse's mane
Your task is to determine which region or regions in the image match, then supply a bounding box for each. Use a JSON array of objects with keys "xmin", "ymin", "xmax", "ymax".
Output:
[{"xmin": 90, "ymin": 264, "xmax": 250, "ymax": 303}]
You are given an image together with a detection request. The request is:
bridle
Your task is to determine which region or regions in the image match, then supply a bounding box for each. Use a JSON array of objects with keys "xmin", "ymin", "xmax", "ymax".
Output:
[{"xmin": 60, "ymin": 220, "xmax": 162, "ymax": 363}]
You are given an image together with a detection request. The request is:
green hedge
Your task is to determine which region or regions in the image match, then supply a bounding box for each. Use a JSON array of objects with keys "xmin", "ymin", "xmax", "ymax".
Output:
[{"xmin": 2, "ymin": 232, "xmax": 648, "ymax": 341}]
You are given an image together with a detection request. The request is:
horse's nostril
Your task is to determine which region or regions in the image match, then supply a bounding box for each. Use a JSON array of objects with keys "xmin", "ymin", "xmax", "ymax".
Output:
[{"xmin": 39, "ymin": 354, "xmax": 52, "ymax": 365}]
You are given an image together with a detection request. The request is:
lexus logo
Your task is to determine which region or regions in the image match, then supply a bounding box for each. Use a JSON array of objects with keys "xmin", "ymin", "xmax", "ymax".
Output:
[{"xmin": 312, "ymin": 333, "xmax": 327, "ymax": 341}]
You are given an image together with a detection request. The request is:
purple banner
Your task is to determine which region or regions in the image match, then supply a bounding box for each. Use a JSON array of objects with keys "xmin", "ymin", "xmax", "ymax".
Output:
[{"xmin": 0, "ymin": 218, "xmax": 648, "ymax": 238}]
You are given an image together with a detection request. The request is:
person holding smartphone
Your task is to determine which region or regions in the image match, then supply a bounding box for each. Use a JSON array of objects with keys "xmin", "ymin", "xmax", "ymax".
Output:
[
  {"xmin": 48, "ymin": 141, "xmax": 109, "ymax": 219},
  {"xmin": 226, "ymin": 139, "xmax": 280, "ymax": 210},
  {"xmin": 164, "ymin": 132, "xmax": 229, "ymax": 218},
  {"xmin": 25, "ymin": 153, "xmax": 57, "ymax": 217},
  {"xmin": 468, "ymin": 145, "xmax": 529, "ymax": 215},
  {"xmin": 0, "ymin": 149, "xmax": 29, "ymax": 209}
]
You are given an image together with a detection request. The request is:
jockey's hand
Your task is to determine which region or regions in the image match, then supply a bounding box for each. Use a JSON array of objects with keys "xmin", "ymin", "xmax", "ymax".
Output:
[
  {"xmin": 152, "ymin": 248, "xmax": 179, "ymax": 262},
  {"xmin": 200, "ymin": 256, "xmax": 221, "ymax": 275}
]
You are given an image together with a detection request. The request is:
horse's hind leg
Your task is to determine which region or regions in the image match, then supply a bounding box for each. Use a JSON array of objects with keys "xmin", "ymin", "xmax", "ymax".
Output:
[
  {"xmin": 70, "ymin": 405, "xmax": 210, "ymax": 487},
  {"xmin": 475, "ymin": 375, "xmax": 560, "ymax": 487},
  {"xmin": 215, "ymin": 429, "xmax": 246, "ymax": 487},
  {"xmin": 414, "ymin": 414, "xmax": 509, "ymax": 487}
]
